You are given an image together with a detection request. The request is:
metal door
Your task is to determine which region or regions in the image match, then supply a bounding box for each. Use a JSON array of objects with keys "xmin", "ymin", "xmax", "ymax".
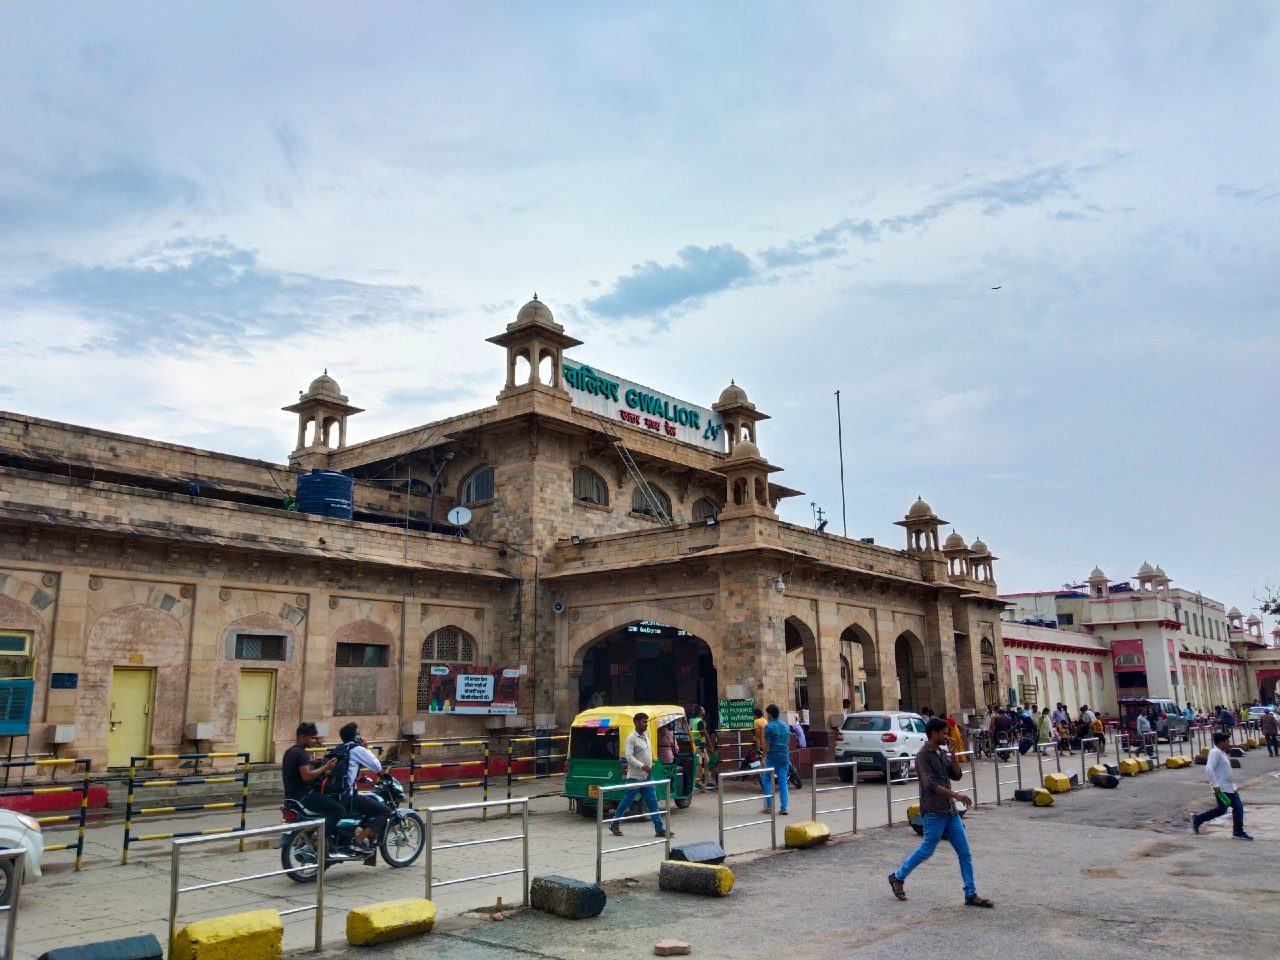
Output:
[
  {"xmin": 107, "ymin": 668, "xmax": 154, "ymax": 767},
  {"xmin": 235, "ymin": 670, "xmax": 276, "ymax": 762}
]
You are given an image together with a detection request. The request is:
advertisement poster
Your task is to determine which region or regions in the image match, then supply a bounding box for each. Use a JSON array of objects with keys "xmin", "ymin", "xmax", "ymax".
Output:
[{"xmin": 423, "ymin": 665, "xmax": 521, "ymax": 714}]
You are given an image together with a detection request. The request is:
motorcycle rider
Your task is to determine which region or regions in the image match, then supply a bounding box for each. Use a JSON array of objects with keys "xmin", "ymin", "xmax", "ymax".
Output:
[
  {"xmin": 281, "ymin": 722, "xmax": 345, "ymax": 841},
  {"xmin": 338, "ymin": 722, "xmax": 392, "ymax": 854}
]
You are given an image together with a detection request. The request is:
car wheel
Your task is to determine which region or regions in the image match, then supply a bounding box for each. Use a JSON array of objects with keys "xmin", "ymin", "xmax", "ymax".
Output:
[{"xmin": 837, "ymin": 766, "xmax": 854, "ymax": 784}]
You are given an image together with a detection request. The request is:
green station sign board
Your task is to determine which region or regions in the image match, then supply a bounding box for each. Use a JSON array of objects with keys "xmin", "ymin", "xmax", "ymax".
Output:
[{"xmin": 717, "ymin": 698, "xmax": 756, "ymax": 730}]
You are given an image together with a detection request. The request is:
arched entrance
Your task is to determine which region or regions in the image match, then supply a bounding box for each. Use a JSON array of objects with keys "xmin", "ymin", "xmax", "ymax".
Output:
[
  {"xmin": 979, "ymin": 637, "xmax": 997, "ymax": 707},
  {"xmin": 577, "ymin": 620, "xmax": 717, "ymax": 717},
  {"xmin": 895, "ymin": 633, "xmax": 926, "ymax": 712},
  {"xmin": 785, "ymin": 617, "xmax": 817, "ymax": 721},
  {"xmin": 841, "ymin": 624, "xmax": 881, "ymax": 711}
]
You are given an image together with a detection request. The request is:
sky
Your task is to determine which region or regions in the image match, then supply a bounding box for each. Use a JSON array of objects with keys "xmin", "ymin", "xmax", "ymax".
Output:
[{"xmin": 1, "ymin": 3, "xmax": 1277, "ymax": 624}]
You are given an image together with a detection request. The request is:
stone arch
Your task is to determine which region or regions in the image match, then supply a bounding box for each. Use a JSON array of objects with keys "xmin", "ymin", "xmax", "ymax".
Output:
[
  {"xmin": 83, "ymin": 604, "xmax": 190, "ymax": 762},
  {"xmin": 569, "ymin": 603, "xmax": 719, "ymax": 671},
  {"xmin": 217, "ymin": 611, "xmax": 302, "ymax": 762},
  {"xmin": 894, "ymin": 630, "xmax": 928, "ymax": 712},
  {"xmin": 331, "ymin": 618, "xmax": 397, "ymax": 739},
  {"xmin": 0, "ymin": 591, "xmax": 52, "ymax": 743},
  {"xmin": 784, "ymin": 615, "xmax": 820, "ymax": 720},
  {"xmin": 840, "ymin": 622, "xmax": 883, "ymax": 711}
]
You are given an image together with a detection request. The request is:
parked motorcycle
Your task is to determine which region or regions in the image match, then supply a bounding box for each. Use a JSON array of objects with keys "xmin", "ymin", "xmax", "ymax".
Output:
[{"xmin": 278, "ymin": 772, "xmax": 426, "ymax": 882}]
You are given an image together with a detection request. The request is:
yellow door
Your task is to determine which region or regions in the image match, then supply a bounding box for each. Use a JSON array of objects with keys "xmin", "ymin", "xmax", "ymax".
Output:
[
  {"xmin": 107, "ymin": 668, "xmax": 154, "ymax": 768},
  {"xmin": 236, "ymin": 670, "xmax": 276, "ymax": 762}
]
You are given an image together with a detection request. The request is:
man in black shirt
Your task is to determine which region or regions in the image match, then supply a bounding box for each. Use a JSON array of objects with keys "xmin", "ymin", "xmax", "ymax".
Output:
[
  {"xmin": 888, "ymin": 717, "xmax": 993, "ymax": 908},
  {"xmin": 282, "ymin": 722, "xmax": 345, "ymax": 839}
]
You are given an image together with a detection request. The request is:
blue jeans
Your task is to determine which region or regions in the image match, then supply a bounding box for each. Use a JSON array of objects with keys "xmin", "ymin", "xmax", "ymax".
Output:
[
  {"xmin": 894, "ymin": 812, "xmax": 975, "ymax": 898},
  {"xmin": 1193, "ymin": 791, "xmax": 1245, "ymax": 835},
  {"xmin": 609, "ymin": 780, "xmax": 665, "ymax": 834},
  {"xmin": 762, "ymin": 756, "xmax": 789, "ymax": 812}
]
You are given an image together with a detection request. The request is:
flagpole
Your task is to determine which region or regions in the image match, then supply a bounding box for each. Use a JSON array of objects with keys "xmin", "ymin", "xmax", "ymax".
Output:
[{"xmin": 835, "ymin": 390, "xmax": 847, "ymax": 538}]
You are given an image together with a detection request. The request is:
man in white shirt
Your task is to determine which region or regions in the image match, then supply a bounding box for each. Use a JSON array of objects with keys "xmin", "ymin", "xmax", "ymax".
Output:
[
  {"xmin": 1135, "ymin": 712, "xmax": 1154, "ymax": 757},
  {"xmin": 338, "ymin": 722, "xmax": 391, "ymax": 854},
  {"xmin": 1192, "ymin": 731, "xmax": 1251, "ymax": 840},
  {"xmin": 607, "ymin": 712, "xmax": 669, "ymax": 838}
]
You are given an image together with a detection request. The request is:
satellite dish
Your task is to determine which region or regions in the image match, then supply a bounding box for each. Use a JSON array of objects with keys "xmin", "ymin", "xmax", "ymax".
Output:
[{"xmin": 447, "ymin": 506, "xmax": 472, "ymax": 527}]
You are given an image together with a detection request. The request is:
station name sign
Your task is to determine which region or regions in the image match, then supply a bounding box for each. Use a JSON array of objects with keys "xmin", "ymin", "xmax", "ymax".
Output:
[{"xmin": 562, "ymin": 358, "xmax": 726, "ymax": 452}]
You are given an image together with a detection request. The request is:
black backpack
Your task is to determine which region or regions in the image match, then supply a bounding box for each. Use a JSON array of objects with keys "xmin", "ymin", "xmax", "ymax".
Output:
[{"xmin": 317, "ymin": 742, "xmax": 357, "ymax": 797}]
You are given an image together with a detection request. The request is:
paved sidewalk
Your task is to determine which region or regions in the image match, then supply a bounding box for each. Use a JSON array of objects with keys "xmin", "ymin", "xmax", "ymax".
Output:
[{"xmin": 8, "ymin": 749, "xmax": 1233, "ymax": 957}]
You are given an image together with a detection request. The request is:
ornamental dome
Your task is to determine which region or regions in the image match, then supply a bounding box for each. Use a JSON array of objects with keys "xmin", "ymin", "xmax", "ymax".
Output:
[
  {"xmin": 1136, "ymin": 561, "xmax": 1154, "ymax": 576},
  {"xmin": 515, "ymin": 296, "xmax": 555, "ymax": 326},
  {"xmin": 943, "ymin": 531, "xmax": 967, "ymax": 550},
  {"xmin": 1246, "ymin": 614, "xmax": 1261, "ymax": 626},
  {"xmin": 718, "ymin": 380, "xmax": 749, "ymax": 406},
  {"xmin": 969, "ymin": 538, "xmax": 990, "ymax": 557},
  {"xmin": 729, "ymin": 439, "xmax": 761, "ymax": 460},
  {"xmin": 907, "ymin": 497, "xmax": 934, "ymax": 519},
  {"xmin": 307, "ymin": 371, "xmax": 342, "ymax": 399},
  {"xmin": 1154, "ymin": 565, "xmax": 1168, "ymax": 579},
  {"xmin": 1228, "ymin": 606, "xmax": 1242, "ymax": 617},
  {"xmin": 1089, "ymin": 566, "xmax": 1107, "ymax": 580}
]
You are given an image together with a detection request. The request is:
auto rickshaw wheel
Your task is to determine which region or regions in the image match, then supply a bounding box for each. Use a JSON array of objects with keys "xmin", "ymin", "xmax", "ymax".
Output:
[
  {"xmin": 576, "ymin": 799, "xmax": 597, "ymax": 819},
  {"xmin": 674, "ymin": 796, "xmax": 692, "ymax": 809}
]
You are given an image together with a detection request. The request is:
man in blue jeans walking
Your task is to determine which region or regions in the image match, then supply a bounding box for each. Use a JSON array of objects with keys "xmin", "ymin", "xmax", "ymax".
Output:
[
  {"xmin": 888, "ymin": 717, "xmax": 994, "ymax": 908},
  {"xmin": 608, "ymin": 712, "xmax": 670, "ymax": 838}
]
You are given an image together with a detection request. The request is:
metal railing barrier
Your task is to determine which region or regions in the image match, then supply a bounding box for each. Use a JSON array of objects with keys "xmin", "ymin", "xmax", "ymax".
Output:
[
  {"xmin": 884, "ymin": 757, "xmax": 918, "ymax": 825},
  {"xmin": 505, "ymin": 734, "xmax": 568, "ymax": 807},
  {"xmin": 993, "ymin": 743, "xmax": 1022, "ymax": 805},
  {"xmin": 123, "ymin": 752, "xmax": 250, "ymax": 864},
  {"xmin": 0, "ymin": 847, "xmax": 23, "ymax": 960},
  {"xmin": 424, "ymin": 798, "xmax": 530, "ymax": 905},
  {"xmin": 596, "ymin": 779, "xmax": 673, "ymax": 883},
  {"xmin": 952, "ymin": 750, "xmax": 979, "ymax": 807},
  {"xmin": 169, "ymin": 818, "xmax": 326, "ymax": 954},
  {"xmin": 407, "ymin": 739, "xmax": 491, "ymax": 814},
  {"xmin": 715, "ymin": 767, "xmax": 776, "ymax": 853},
  {"xmin": 1077, "ymin": 738, "xmax": 1100, "ymax": 783},
  {"xmin": 809, "ymin": 762, "xmax": 859, "ymax": 834},
  {"xmin": 0, "ymin": 758, "xmax": 92, "ymax": 870}
]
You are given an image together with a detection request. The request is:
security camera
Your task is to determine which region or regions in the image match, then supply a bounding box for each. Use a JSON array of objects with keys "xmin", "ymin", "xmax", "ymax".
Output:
[
  {"xmin": 774, "ymin": 579, "xmax": 785, "ymax": 596},
  {"xmin": 551, "ymin": 599, "xmax": 566, "ymax": 614}
]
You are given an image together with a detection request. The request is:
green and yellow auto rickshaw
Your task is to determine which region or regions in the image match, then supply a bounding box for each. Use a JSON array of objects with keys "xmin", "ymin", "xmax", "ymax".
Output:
[{"xmin": 564, "ymin": 705, "xmax": 699, "ymax": 818}]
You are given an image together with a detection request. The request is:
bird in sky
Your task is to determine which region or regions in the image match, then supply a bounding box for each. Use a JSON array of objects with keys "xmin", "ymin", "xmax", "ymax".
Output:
[{"xmin": 991, "ymin": 286, "xmax": 1002, "ymax": 290}]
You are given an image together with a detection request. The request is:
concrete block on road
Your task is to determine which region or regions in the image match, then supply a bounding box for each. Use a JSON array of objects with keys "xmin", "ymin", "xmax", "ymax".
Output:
[
  {"xmin": 1089, "ymin": 772, "xmax": 1119, "ymax": 789},
  {"xmin": 1194, "ymin": 754, "xmax": 1207, "ymax": 765},
  {"xmin": 1229, "ymin": 747, "xmax": 1245, "ymax": 758},
  {"xmin": 669, "ymin": 841, "xmax": 726, "ymax": 864},
  {"xmin": 1136, "ymin": 757, "xmax": 1152, "ymax": 772},
  {"xmin": 1044, "ymin": 773, "xmax": 1072, "ymax": 793},
  {"xmin": 530, "ymin": 875, "xmax": 607, "ymax": 919},
  {"xmin": 1087, "ymin": 764, "xmax": 1109, "ymax": 779},
  {"xmin": 1119, "ymin": 759, "xmax": 1141, "ymax": 776},
  {"xmin": 1166, "ymin": 756, "xmax": 1189, "ymax": 769},
  {"xmin": 1013, "ymin": 789, "xmax": 1036, "ymax": 802},
  {"xmin": 659, "ymin": 860, "xmax": 734, "ymax": 897},
  {"xmin": 1104, "ymin": 763, "xmax": 1119, "ymax": 776},
  {"xmin": 784, "ymin": 819, "xmax": 831, "ymax": 848},
  {"xmin": 1032, "ymin": 788, "xmax": 1054, "ymax": 806},
  {"xmin": 346, "ymin": 898, "xmax": 436, "ymax": 946},
  {"xmin": 1230, "ymin": 757, "xmax": 1242, "ymax": 768},
  {"xmin": 171, "ymin": 909, "xmax": 282, "ymax": 960},
  {"xmin": 37, "ymin": 935, "xmax": 163, "ymax": 960}
]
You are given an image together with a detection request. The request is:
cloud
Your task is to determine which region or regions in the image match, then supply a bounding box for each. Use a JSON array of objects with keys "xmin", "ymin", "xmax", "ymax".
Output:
[
  {"xmin": 582, "ymin": 244, "xmax": 755, "ymax": 321},
  {"xmin": 1217, "ymin": 181, "xmax": 1280, "ymax": 203},
  {"xmin": 271, "ymin": 120, "xmax": 304, "ymax": 173},
  {"xmin": 0, "ymin": 154, "xmax": 201, "ymax": 230},
  {"xmin": 11, "ymin": 237, "xmax": 433, "ymax": 355}
]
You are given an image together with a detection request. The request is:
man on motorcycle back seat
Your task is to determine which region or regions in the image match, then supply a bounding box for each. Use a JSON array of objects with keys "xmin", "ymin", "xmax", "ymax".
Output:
[
  {"xmin": 281, "ymin": 722, "xmax": 345, "ymax": 839},
  {"xmin": 338, "ymin": 722, "xmax": 392, "ymax": 855}
]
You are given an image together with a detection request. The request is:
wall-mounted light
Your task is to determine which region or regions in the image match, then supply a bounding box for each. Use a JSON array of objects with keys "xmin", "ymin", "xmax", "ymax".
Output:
[
  {"xmin": 570, "ymin": 535, "xmax": 582, "ymax": 546},
  {"xmin": 704, "ymin": 516, "xmax": 717, "ymax": 527}
]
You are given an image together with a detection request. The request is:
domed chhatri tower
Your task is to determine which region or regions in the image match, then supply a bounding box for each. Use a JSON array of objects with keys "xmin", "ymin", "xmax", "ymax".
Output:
[
  {"xmin": 486, "ymin": 295, "xmax": 583, "ymax": 398},
  {"xmin": 283, "ymin": 370, "xmax": 364, "ymax": 465},
  {"xmin": 712, "ymin": 379, "xmax": 770, "ymax": 456},
  {"xmin": 895, "ymin": 496, "xmax": 947, "ymax": 555},
  {"xmin": 714, "ymin": 380, "xmax": 780, "ymax": 520}
]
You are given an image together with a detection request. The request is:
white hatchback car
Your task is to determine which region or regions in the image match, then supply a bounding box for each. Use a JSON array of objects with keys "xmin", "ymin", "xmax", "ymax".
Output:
[
  {"xmin": 0, "ymin": 809, "xmax": 44, "ymax": 905},
  {"xmin": 834, "ymin": 711, "xmax": 928, "ymax": 781}
]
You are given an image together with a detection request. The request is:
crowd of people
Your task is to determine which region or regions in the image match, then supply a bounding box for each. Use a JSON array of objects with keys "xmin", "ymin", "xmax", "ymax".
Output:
[{"xmin": 970, "ymin": 702, "xmax": 1105, "ymax": 757}]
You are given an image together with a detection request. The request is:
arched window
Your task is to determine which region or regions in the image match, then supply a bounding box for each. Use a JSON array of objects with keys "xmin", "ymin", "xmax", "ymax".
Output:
[
  {"xmin": 630, "ymin": 482, "xmax": 671, "ymax": 519},
  {"xmin": 980, "ymin": 638, "xmax": 995, "ymax": 658},
  {"xmin": 573, "ymin": 466, "xmax": 608, "ymax": 505},
  {"xmin": 460, "ymin": 466, "xmax": 494, "ymax": 504},
  {"xmin": 692, "ymin": 498, "xmax": 720, "ymax": 522},
  {"xmin": 417, "ymin": 626, "xmax": 477, "ymax": 711}
]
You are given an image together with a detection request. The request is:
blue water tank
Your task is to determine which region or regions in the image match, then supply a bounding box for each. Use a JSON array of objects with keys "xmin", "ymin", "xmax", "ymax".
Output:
[{"xmin": 296, "ymin": 469, "xmax": 354, "ymax": 520}]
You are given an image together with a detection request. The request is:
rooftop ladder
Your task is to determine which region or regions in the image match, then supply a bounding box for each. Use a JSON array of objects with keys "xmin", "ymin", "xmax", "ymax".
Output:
[{"xmin": 594, "ymin": 414, "xmax": 673, "ymax": 525}]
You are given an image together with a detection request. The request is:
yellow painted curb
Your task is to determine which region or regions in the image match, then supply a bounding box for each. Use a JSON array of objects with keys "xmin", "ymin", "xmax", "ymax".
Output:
[
  {"xmin": 1166, "ymin": 756, "xmax": 1189, "ymax": 769},
  {"xmin": 784, "ymin": 820, "xmax": 831, "ymax": 848},
  {"xmin": 1137, "ymin": 757, "xmax": 1152, "ymax": 772},
  {"xmin": 659, "ymin": 860, "xmax": 735, "ymax": 897},
  {"xmin": 171, "ymin": 909, "xmax": 282, "ymax": 960},
  {"xmin": 1043, "ymin": 773, "xmax": 1071, "ymax": 794},
  {"xmin": 347, "ymin": 898, "xmax": 436, "ymax": 946},
  {"xmin": 1086, "ymin": 764, "xmax": 1109, "ymax": 779},
  {"xmin": 1032, "ymin": 788, "xmax": 1054, "ymax": 806},
  {"xmin": 1119, "ymin": 758, "xmax": 1141, "ymax": 776}
]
